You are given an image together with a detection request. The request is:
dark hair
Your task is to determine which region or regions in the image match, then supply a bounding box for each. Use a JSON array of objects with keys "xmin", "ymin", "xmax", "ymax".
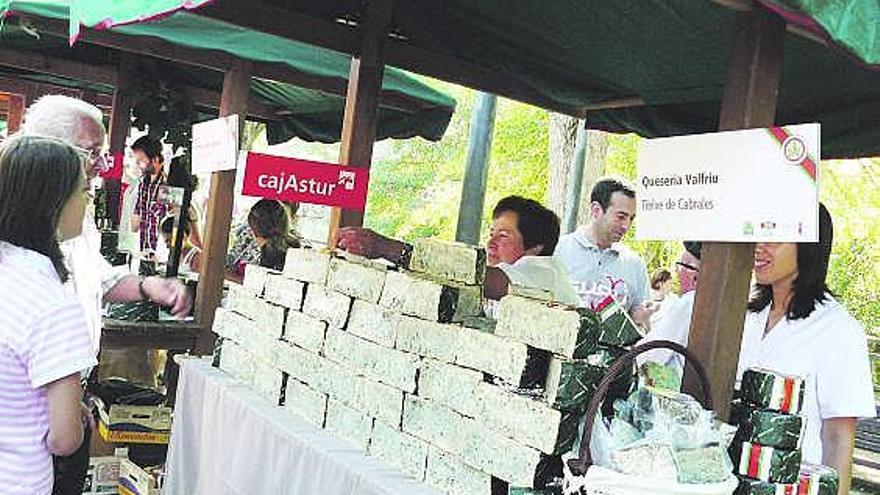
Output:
[
  {"xmin": 491, "ymin": 196, "xmax": 560, "ymax": 256},
  {"xmin": 0, "ymin": 135, "xmax": 84, "ymax": 282},
  {"xmin": 590, "ymin": 177, "xmax": 636, "ymax": 210},
  {"xmin": 650, "ymin": 269, "xmax": 672, "ymax": 290},
  {"xmin": 684, "ymin": 241, "xmax": 702, "ymax": 261},
  {"xmin": 131, "ymin": 136, "xmax": 163, "ymax": 162},
  {"xmin": 248, "ymin": 199, "xmax": 302, "ymax": 270},
  {"xmin": 748, "ymin": 203, "xmax": 833, "ymax": 320}
]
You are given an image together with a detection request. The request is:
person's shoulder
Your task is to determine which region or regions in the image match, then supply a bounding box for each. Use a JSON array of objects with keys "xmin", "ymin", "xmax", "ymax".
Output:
[
  {"xmin": 554, "ymin": 232, "xmax": 578, "ymax": 250},
  {"xmin": 813, "ymin": 294, "xmax": 866, "ymax": 338}
]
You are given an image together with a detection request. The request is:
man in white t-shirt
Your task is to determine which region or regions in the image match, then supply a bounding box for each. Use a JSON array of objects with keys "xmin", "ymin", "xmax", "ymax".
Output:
[
  {"xmin": 554, "ymin": 177, "xmax": 654, "ymax": 324},
  {"xmin": 637, "ymin": 241, "xmax": 702, "ymax": 373},
  {"xmin": 334, "ymin": 196, "xmax": 578, "ymax": 306}
]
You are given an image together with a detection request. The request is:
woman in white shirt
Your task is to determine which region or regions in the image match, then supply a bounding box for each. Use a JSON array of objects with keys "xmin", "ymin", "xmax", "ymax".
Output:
[
  {"xmin": 0, "ymin": 135, "xmax": 97, "ymax": 494},
  {"xmin": 738, "ymin": 204, "xmax": 874, "ymax": 495}
]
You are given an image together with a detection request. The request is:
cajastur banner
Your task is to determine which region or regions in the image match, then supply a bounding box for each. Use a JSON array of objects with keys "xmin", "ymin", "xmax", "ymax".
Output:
[{"xmin": 242, "ymin": 152, "xmax": 370, "ymax": 211}]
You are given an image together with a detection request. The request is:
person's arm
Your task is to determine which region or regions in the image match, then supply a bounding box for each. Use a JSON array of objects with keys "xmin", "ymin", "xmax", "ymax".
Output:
[
  {"xmin": 821, "ymin": 417, "xmax": 857, "ymax": 495},
  {"xmin": 484, "ymin": 266, "xmax": 511, "ymax": 300},
  {"xmin": 44, "ymin": 374, "xmax": 85, "ymax": 456},
  {"xmin": 104, "ymin": 275, "xmax": 192, "ymax": 318},
  {"xmin": 130, "ymin": 214, "xmax": 141, "ymax": 233},
  {"xmin": 334, "ymin": 227, "xmax": 409, "ymax": 264}
]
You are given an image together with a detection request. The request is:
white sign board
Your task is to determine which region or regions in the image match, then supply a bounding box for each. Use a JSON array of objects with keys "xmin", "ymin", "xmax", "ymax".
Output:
[
  {"xmin": 635, "ymin": 123, "xmax": 819, "ymax": 242},
  {"xmin": 192, "ymin": 114, "xmax": 240, "ymax": 175}
]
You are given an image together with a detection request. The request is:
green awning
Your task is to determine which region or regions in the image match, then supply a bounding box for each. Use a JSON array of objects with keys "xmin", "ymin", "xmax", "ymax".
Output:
[
  {"xmin": 67, "ymin": 0, "xmax": 213, "ymax": 43},
  {"xmin": 1, "ymin": 1, "xmax": 456, "ymax": 145},
  {"xmin": 188, "ymin": 0, "xmax": 880, "ymax": 159}
]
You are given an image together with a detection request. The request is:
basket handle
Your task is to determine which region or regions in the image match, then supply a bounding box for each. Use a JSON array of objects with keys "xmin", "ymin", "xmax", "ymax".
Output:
[{"xmin": 566, "ymin": 339, "xmax": 713, "ymax": 476}]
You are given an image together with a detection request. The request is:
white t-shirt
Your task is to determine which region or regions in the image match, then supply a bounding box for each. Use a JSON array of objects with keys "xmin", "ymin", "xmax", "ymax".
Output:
[
  {"xmin": 553, "ymin": 229, "xmax": 649, "ymax": 311},
  {"xmin": 737, "ymin": 295, "xmax": 876, "ymax": 463},
  {"xmin": 495, "ymin": 256, "xmax": 580, "ymax": 306},
  {"xmin": 60, "ymin": 211, "xmax": 129, "ymax": 355},
  {"xmin": 638, "ymin": 290, "xmax": 695, "ymax": 374}
]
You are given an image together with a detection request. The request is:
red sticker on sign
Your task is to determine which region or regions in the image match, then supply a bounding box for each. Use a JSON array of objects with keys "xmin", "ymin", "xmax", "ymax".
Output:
[{"xmin": 241, "ymin": 152, "xmax": 370, "ymax": 211}]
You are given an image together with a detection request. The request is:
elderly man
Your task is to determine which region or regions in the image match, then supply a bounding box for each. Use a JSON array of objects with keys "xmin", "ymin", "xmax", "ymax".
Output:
[
  {"xmin": 637, "ymin": 241, "xmax": 702, "ymax": 373},
  {"xmin": 335, "ymin": 195, "xmax": 579, "ymax": 306},
  {"xmin": 22, "ymin": 95, "xmax": 192, "ymax": 495}
]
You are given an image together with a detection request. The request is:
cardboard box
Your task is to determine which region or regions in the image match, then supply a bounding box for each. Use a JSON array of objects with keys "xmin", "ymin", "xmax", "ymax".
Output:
[
  {"xmin": 117, "ymin": 458, "xmax": 159, "ymax": 495},
  {"xmin": 82, "ymin": 456, "xmax": 121, "ymax": 494},
  {"xmin": 96, "ymin": 399, "xmax": 172, "ymax": 445}
]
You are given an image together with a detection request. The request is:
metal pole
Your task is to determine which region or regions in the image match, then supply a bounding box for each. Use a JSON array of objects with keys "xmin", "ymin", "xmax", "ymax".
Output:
[
  {"xmin": 455, "ymin": 91, "xmax": 497, "ymax": 245},
  {"xmin": 562, "ymin": 120, "xmax": 587, "ymax": 234}
]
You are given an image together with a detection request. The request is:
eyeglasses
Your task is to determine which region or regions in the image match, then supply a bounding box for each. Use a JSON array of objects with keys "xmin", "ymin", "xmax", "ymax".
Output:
[
  {"xmin": 676, "ymin": 261, "xmax": 699, "ymax": 272},
  {"xmin": 71, "ymin": 145, "xmax": 111, "ymax": 172}
]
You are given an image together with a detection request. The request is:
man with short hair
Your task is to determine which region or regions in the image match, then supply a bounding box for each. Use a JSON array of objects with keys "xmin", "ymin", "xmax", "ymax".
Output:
[
  {"xmin": 130, "ymin": 136, "xmax": 168, "ymax": 256},
  {"xmin": 554, "ymin": 177, "xmax": 654, "ymax": 323},
  {"xmin": 638, "ymin": 241, "xmax": 702, "ymax": 373},
  {"xmin": 334, "ymin": 195, "xmax": 579, "ymax": 305},
  {"xmin": 22, "ymin": 95, "xmax": 192, "ymax": 495}
]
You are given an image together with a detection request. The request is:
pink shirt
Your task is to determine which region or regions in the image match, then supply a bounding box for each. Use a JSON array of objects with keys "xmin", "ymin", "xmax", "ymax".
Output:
[{"xmin": 0, "ymin": 242, "xmax": 96, "ymax": 495}]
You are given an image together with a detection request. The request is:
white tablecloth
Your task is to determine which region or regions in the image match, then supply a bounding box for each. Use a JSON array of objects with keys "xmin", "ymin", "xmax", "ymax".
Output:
[{"xmin": 164, "ymin": 358, "xmax": 442, "ymax": 495}]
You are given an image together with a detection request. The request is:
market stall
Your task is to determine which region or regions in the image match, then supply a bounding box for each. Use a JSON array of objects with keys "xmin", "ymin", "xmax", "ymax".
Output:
[{"xmin": 4, "ymin": 0, "xmax": 880, "ymax": 494}]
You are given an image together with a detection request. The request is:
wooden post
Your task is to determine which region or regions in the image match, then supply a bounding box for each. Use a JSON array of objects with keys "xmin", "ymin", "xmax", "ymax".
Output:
[
  {"xmin": 106, "ymin": 64, "xmax": 135, "ymax": 229},
  {"xmin": 194, "ymin": 60, "xmax": 251, "ymax": 354},
  {"xmin": 326, "ymin": 0, "xmax": 392, "ymax": 242},
  {"xmin": 6, "ymin": 93, "xmax": 24, "ymax": 134},
  {"xmin": 683, "ymin": 9, "xmax": 784, "ymax": 420}
]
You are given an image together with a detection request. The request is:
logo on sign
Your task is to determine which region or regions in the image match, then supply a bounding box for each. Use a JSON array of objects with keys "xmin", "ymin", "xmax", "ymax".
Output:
[
  {"xmin": 242, "ymin": 152, "xmax": 370, "ymax": 211},
  {"xmin": 782, "ymin": 136, "xmax": 807, "ymax": 165},
  {"xmin": 338, "ymin": 170, "xmax": 356, "ymax": 191}
]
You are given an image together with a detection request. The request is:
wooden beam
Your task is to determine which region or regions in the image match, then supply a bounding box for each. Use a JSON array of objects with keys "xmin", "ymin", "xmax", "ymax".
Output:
[
  {"xmin": 0, "ymin": 47, "xmax": 117, "ymax": 86},
  {"xmin": 327, "ymin": 0, "xmax": 393, "ymax": 239},
  {"xmin": 194, "ymin": 59, "xmax": 251, "ymax": 354},
  {"xmin": 6, "ymin": 93, "xmax": 25, "ymax": 133},
  {"xmin": 105, "ymin": 60, "xmax": 135, "ymax": 229},
  {"xmin": 20, "ymin": 14, "xmax": 429, "ymax": 114},
  {"xmin": 197, "ymin": 0, "xmax": 358, "ymax": 56},
  {"xmin": 684, "ymin": 9, "xmax": 784, "ymax": 421}
]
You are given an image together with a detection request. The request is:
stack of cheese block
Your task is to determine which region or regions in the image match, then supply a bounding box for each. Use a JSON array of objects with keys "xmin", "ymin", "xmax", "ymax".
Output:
[
  {"xmin": 731, "ymin": 368, "xmax": 839, "ymax": 495},
  {"xmin": 212, "ymin": 239, "xmax": 640, "ymax": 495}
]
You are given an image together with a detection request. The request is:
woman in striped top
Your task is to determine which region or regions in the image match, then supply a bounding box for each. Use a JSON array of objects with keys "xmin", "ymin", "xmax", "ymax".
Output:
[{"xmin": 0, "ymin": 135, "xmax": 97, "ymax": 494}]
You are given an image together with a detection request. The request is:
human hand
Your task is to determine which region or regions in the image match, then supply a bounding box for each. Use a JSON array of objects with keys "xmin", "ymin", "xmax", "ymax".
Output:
[
  {"xmin": 143, "ymin": 277, "xmax": 193, "ymax": 318},
  {"xmin": 630, "ymin": 301, "xmax": 659, "ymax": 329},
  {"xmin": 80, "ymin": 401, "xmax": 96, "ymax": 431},
  {"xmin": 334, "ymin": 227, "xmax": 391, "ymax": 259}
]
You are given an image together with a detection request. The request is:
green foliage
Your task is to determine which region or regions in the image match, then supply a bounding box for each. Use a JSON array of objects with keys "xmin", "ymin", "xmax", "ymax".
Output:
[
  {"xmin": 821, "ymin": 159, "xmax": 880, "ymax": 332},
  {"xmin": 364, "ymin": 82, "xmax": 548, "ymax": 243}
]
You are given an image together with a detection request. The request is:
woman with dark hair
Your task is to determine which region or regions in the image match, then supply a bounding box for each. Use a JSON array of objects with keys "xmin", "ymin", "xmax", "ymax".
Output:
[
  {"xmin": 0, "ymin": 135, "xmax": 97, "ymax": 494},
  {"xmin": 247, "ymin": 199, "xmax": 303, "ymax": 271},
  {"xmin": 738, "ymin": 204, "xmax": 874, "ymax": 494}
]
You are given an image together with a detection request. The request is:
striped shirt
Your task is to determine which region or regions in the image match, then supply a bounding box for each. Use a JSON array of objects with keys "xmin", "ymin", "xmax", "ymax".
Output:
[{"xmin": 0, "ymin": 242, "xmax": 97, "ymax": 495}]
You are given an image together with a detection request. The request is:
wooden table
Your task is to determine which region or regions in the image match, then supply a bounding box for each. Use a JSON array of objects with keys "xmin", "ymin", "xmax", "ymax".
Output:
[{"xmin": 100, "ymin": 318, "xmax": 205, "ymax": 405}]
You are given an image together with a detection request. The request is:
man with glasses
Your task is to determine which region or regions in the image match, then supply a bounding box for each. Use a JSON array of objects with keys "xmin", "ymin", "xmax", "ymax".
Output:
[
  {"xmin": 638, "ymin": 241, "xmax": 702, "ymax": 374},
  {"xmin": 22, "ymin": 95, "xmax": 191, "ymax": 495}
]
